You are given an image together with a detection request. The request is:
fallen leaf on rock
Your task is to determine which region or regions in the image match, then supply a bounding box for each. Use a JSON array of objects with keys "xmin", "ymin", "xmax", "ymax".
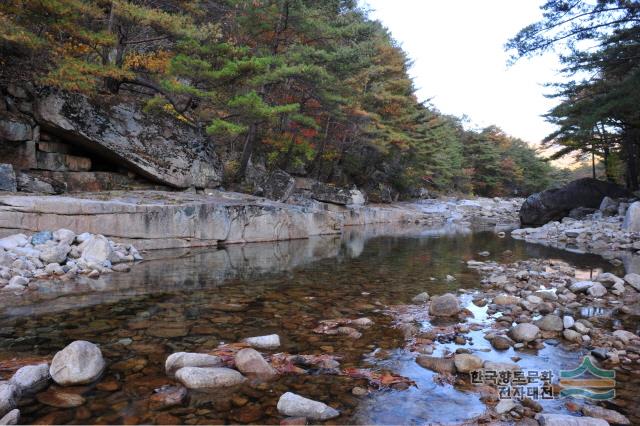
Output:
[
  {"xmin": 208, "ymin": 342, "xmax": 251, "ymax": 366},
  {"xmin": 342, "ymin": 368, "xmax": 416, "ymax": 389}
]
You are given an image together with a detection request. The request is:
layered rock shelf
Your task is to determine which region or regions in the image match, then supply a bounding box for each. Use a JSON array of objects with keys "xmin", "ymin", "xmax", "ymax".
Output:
[{"xmin": 0, "ymin": 191, "xmax": 521, "ymax": 250}]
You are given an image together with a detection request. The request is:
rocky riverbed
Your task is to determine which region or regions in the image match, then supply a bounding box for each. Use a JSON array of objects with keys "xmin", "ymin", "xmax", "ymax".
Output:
[
  {"xmin": 512, "ymin": 197, "xmax": 640, "ymax": 265},
  {"xmin": 0, "ymin": 227, "xmax": 637, "ymax": 425}
]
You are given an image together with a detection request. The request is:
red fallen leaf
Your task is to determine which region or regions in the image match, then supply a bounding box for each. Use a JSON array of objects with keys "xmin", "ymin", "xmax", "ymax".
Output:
[
  {"xmin": 313, "ymin": 318, "xmax": 357, "ymax": 335},
  {"xmin": 269, "ymin": 353, "xmax": 342, "ymax": 374},
  {"xmin": 208, "ymin": 342, "xmax": 251, "ymax": 367},
  {"xmin": 341, "ymin": 368, "xmax": 416, "ymax": 389}
]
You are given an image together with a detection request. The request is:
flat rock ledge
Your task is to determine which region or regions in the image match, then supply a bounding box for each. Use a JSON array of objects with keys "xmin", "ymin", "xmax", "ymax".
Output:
[{"xmin": 0, "ymin": 191, "xmax": 521, "ymax": 250}]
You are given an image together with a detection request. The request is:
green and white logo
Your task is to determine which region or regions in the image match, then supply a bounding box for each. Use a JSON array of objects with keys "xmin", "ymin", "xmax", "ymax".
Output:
[{"xmin": 559, "ymin": 356, "xmax": 615, "ymax": 400}]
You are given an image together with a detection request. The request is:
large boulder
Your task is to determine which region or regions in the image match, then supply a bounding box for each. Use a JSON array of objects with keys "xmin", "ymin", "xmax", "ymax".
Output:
[
  {"xmin": 263, "ymin": 169, "xmax": 295, "ymax": 202},
  {"xmin": 520, "ymin": 178, "xmax": 632, "ymax": 226},
  {"xmin": 310, "ymin": 182, "xmax": 365, "ymax": 206},
  {"xmin": 49, "ymin": 340, "xmax": 105, "ymax": 385},
  {"xmin": 79, "ymin": 235, "xmax": 112, "ymax": 265},
  {"xmin": 34, "ymin": 90, "xmax": 221, "ymax": 189}
]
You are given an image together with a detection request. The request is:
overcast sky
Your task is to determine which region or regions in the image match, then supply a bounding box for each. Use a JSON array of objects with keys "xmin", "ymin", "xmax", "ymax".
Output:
[{"xmin": 363, "ymin": 0, "xmax": 561, "ymax": 146}]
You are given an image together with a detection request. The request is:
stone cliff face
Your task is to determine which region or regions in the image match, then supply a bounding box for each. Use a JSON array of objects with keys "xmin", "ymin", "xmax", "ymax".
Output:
[
  {"xmin": 34, "ymin": 90, "xmax": 221, "ymax": 189},
  {"xmin": 0, "ymin": 86, "xmax": 222, "ymax": 192}
]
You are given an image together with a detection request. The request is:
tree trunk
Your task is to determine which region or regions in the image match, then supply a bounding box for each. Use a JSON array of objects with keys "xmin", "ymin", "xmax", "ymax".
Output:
[
  {"xmin": 623, "ymin": 132, "xmax": 639, "ymax": 191},
  {"xmin": 237, "ymin": 123, "xmax": 257, "ymax": 180},
  {"xmin": 311, "ymin": 117, "xmax": 331, "ymax": 178}
]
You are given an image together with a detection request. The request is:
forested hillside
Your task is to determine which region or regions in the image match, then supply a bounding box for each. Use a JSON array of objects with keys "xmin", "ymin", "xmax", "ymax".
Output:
[{"xmin": 1, "ymin": 0, "xmax": 555, "ymax": 200}]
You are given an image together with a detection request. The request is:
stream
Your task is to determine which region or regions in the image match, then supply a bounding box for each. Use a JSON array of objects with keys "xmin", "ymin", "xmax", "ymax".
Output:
[{"xmin": 0, "ymin": 224, "xmax": 630, "ymax": 425}]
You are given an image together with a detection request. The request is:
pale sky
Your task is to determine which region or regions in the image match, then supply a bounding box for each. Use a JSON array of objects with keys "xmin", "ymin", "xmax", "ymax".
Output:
[{"xmin": 364, "ymin": 0, "xmax": 561, "ymax": 146}]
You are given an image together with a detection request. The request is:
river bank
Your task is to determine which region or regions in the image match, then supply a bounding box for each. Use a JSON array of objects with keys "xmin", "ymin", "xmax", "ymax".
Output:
[{"xmin": 0, "ymin": 191, "xmax": 521, "ymax": 250}]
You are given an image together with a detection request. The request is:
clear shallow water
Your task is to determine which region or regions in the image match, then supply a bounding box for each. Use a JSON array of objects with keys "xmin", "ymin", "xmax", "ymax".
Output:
[{"xmin": 0, "ymin": 225, "xmax": 627, "ymax": 425}]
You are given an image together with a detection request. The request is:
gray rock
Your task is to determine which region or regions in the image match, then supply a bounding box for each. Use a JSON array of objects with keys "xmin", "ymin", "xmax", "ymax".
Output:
[
  {"xmin": 612, "ymin": 330, "xmax": 638, "ymax": 345},
  {"xmin": 563, "ymin": 329, "xmax": 582, "ymax": 343},
  {"xmin": 234, "ymin": 348, "xmax": 277, "ymax": 377},
  {"xmin": 39, "ymin": 244, "xmax": 70, "ymax": 264},
  {"xmin": 536, "ymin": 413, "xmax": 609, "ymax": 426},
  {"xmin": 31, "ymin": 231, "xmax": 53, "ymax": 245},
  {"xmin": 490, "ymin": 335, "xmax": 513, "ymax": 350},
  {"xmin": 623, "ymin": 201, "xmax": 640, "ymax": 232},
  {"xmin": 0, "ymin": 409, "xmax": 19, "ymax": 425},
  {"xmin": 429, "ymin": 293, "xmax": 460, "ymax": 317},
  {"xmin": 165, "ymin": 352, "xmax": 222, "ymax": 376},
  {"xmin": 44, "ymin": 263, "xmax": 64, "ymax": 275},
  {"xmin": 175, "ymin": 367, "xmax": 246, "ymax": 389},
  {"xmin": 16, "ymin": 172, "xmax": 57, "ymax": 194},
  {"xmin": 509, "ymin": 323, "xmax": 540, "ymax": 343},
  {"xmin": 53, "ymin": 229, "xmax": 75, "ymax": 245},
  {"xmin": 263, "ymin": 169, "xmax": 295, "ymax": 202},
  {"xmin": 574, "ymin": 322, "xmax": 589, "ymax": 334},
  {"xmin": 624, "ymin": 273, "xmax": 640, "ymax": 291},
  {"xmin": 276, "ymin": 392, "xmax": 340, "ymax": 421},
  {"xmin": 596, "ymin": 272, "xmax": 624, "ymax": 288},
  {"xmin": 599, "ymin": 196, "xmax": 619, "ymax": 215},
  {"xmin": 0, "ymin": 113, "xmax": 32, "ymax": 142},
  {"xmin": 570, "ymin": 281, "xmax": 594, "ymax": 293},
  {"xmin": 563, "ymin": 315, "xmax": 575, "ymax": 329},
  {"xmin": 536, "ymin": 314, "xmax": 564, "ymax": 332},
  {"xmin": 416, "ymin": 356, "xmax": 456, "ymax": 374},
  {"xmin": 0, "ymin": 165, "xmax": 16, "ymax": 193},
  {"xmin": 80, "ymin": 235, "xmax": 112, "ymax": 264},
  {"xmin": 453, "ymin": 354, "xmax": 483, "ymax": 374},
  {"xmin": 10, "ymin": 364, "xmax": 50, "ymax": 395},
  {"xmin": 581, "ymin": 404, "xmax": 630, "ymax": 424},
  {"xmin": 242, "ymin": 334, "xmax": 280, "ymax": 350},
  {"xmin": 587, "ymin": 282, "xmax": 607, "ymax": 297},
  {"xmin": 0, "ymin": 383, "xmax": 16, "ymax": 418},
  {"xmin": 493, "ymin": 294, "xmax": 521, "ymax": 305},
  {"xmin": 411, "ymin": 292, "xmax": 429, "ymax": 303},
  {"xmin": 496, "ymin": 399, "xmax": 516, "ymax": 414},
  {"xmin": 34, "ymin": 90, "xmax": 222, "ymax": 188},
  {"xmin": 0, "ymin": 235, "xmax": 27, "ymax": 251},
  {"xmin": 520, "ymin": 178, "xmax": 631, "ymax": 226},
  {"xmin": 49, "ymin": 340, "xmax": 105, "ymax": 385},
  {"xmin": 310, "ymin": 182, "xmax": 365, "ymax": 206},
  {"xmin": 6, "ymin": 276, "xmax": 28, "ymax": 288}
]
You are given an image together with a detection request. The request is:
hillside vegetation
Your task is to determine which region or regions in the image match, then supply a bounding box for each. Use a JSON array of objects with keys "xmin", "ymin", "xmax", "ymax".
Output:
[{"xmin": 1, "ymin": 0, "xmax": 557, "ymax": 199}]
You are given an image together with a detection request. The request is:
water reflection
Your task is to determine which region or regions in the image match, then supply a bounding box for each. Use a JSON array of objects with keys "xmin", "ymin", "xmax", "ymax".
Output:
[{"xmin": 0, "ymin": 225, "xmax": 624, "ymax": 425}]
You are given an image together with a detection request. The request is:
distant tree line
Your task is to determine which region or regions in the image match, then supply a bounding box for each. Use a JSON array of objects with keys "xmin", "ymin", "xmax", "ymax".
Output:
[{"xmin": 1, "ymin": 0, "xmax": 558, "ymax": 198}]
